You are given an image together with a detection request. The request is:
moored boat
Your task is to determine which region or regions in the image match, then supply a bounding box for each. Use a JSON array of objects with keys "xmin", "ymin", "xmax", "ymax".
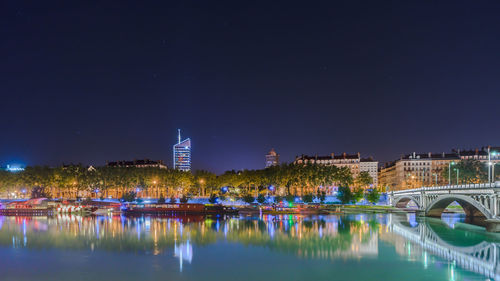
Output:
[
  {"xmin": 54, "ymin": 203, "xmax": 96, "ymax": 214},
  {"xmin": 0, "ymin": 198, "xmax": 54, "ymax": 216},
  {"xmin": 123, "ymin": 203, "xmax": 238, "ymax": 215}
]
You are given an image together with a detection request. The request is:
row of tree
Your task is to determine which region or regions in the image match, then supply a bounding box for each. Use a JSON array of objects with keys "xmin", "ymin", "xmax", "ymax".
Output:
[
  {"xmin": 441, "ymin": 159, "xmax": 499, "ymax": 184},
  {"xmin": 0, "ymin": 163, "xmax": 375, "ymax": 200}
]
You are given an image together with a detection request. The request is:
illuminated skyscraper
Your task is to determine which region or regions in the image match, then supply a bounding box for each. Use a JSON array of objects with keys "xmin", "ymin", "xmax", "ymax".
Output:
[{"xmin": 173, "ymin": 129, "xmax": 191, "ymax": 171}]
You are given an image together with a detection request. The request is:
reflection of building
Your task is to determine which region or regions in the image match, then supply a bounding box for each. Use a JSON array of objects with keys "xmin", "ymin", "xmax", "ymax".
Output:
[
  {"xmin": 294, "ymin": 153, "xmax": 378, "ymax": 187},
  {"xmin": 174, "ymin": 240, "xmax": 193, "ymax": 272},
  {"xmin": 265, "ymin": 148, "xmax": 280, "ymax": 168},
  {"xmin": 106, "ymin": 159, "xmax": 167, "ymax": 169},
  {"xmin": 173, "ymin": 129, "xmax": 191, "ymax": 171}
]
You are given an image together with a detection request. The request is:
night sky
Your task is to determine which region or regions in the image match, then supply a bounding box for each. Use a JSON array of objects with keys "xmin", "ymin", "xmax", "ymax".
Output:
[{"xmin": 1, "ymin": 1, "xmax": 499, "ymax": 173}]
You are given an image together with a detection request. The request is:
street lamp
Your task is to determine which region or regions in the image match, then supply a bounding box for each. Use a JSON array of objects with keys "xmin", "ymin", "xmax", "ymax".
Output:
[
  {"xmin": 489, "ymin": 150, "xmax": 498, "ymax": 185},
  {"xmin": 199, "ymin": 178, "xmax": 205, "ymax": 196},
  {"xmin": 152, "ymin": 180, "xmax": 157, "ymax": 198},
  {"xmin": 454, "ymin": 168, "xmax": 459, "ymax": 185},
  {"xmin": 432, "ymin": 173, "xmax": 438, "ymax": 186},
  {"xmin": 448, "ymin": 162, "xmax": 456, "ymax": 185}
]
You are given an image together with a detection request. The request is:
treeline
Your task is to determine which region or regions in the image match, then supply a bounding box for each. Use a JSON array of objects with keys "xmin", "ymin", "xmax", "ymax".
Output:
[
  {"xmin": 441, "ymin": 159, "xmax": 499, "ymax": 184},
  {"xmin": 0, "ymin": 163, "xmax": 374, "ymax": 199}
]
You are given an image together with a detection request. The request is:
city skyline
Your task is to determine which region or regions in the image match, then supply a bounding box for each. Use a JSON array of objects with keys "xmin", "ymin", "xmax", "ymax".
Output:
[{"xmin": 2, "ymin": 142, "xmax": 497, "ymax": 174}]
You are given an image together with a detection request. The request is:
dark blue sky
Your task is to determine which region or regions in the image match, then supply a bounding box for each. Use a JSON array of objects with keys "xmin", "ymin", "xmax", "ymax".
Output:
[{"xmin": 1, "ymin": 1, "xmax": 499, "ymax": 173}]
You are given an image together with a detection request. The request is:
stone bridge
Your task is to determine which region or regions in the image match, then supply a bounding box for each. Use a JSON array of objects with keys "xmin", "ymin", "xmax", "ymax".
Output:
[
  {"xmin": 389, "ymin": 182, "xmax": 500, "ymax": 231},
  {"xmin": 389, "ymin": 214, "xmax": 500, "ymax": 280}
]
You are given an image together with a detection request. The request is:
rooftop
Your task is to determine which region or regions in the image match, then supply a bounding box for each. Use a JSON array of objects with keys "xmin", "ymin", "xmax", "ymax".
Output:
[{"xmin": 106, "ymin": 159, "xmax": 166, "ymax": 167}]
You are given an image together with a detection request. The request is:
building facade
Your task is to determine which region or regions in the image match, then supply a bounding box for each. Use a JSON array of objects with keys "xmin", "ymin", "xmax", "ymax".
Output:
[
  {"xmin": 265, "ymin": 148, "xmax": 280, "ymax": 168},
  {"xmin": 294, "ymin": 152, "xmax": 378, "ymax": 187},
  {"xmin": 380, "ymin": 152, "xmax": 460, "ymax": 191},
  {"xmin": 106, "ymin": 159, "xmax": 167, "ymax": 169},
  {"xmin": 360, "ymin": 158, "xmax": 379, "ymax": 187},
  {"xmin": 379, "ymin": 146, "xmax": 500, "ymax": 191},
  {"xmin": 173, "ymin": 129, "xmax": 191, "ymax": 172}
]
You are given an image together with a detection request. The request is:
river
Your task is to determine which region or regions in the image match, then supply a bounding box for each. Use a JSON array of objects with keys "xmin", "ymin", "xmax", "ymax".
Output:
[{"xmin": 0, "ymin": 213, "xmax": 497, "ymax": 281}]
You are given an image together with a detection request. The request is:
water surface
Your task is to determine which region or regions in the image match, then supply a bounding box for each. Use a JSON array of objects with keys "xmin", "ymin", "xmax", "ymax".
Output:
[{"xmin": 0, "ymin": 213, "xmax": 497, "ymax": 281}]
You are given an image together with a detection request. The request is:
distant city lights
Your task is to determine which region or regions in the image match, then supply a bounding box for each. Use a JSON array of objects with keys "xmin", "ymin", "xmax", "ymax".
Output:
[{"xmin": 5, "ymin": 164, "xmax": 25, "ymax": 172}]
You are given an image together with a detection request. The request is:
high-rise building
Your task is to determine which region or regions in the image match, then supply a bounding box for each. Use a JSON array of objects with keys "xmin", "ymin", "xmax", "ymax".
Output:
[
  {"xmin": 173, "ymin": 129, "xmax": 191, "ymax": 171},
  {"xmin": 265, "ymin": 148, "xmax": 280, "ymax": 168}
]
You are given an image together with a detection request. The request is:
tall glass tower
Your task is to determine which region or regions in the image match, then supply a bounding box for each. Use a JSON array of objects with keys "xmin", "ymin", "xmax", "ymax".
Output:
[{"xmin": 173, "ymin": 129, "xmax": 191, "ymax": 171}]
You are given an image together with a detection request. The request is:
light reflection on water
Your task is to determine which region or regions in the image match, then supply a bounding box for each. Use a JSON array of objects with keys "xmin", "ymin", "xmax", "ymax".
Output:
[{"xmin": 0, "ymin": 213, "xmax": 498, "ymax": 281}]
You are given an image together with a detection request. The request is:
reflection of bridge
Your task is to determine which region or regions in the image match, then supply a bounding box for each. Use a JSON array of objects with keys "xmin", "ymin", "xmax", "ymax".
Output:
[
  {"xmin": 389, "ymin": 215, "xmax": 500, "ymax": 280},
  {"xmin": 389, "ymin": 182, "xmax": 500, "ymax": 231}
]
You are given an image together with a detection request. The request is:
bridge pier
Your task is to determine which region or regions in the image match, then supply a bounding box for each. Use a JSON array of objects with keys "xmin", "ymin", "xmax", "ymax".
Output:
[
  {"xmin": 415, "ymin": 210, "xmax": 426, "ymax": 217},
  {"xmin": 485, "ymin": 219, "xmax": 500, "ymax": 232}
]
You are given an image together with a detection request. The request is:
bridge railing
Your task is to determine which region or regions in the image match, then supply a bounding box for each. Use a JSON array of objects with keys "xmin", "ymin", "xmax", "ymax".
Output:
[{"xmin": 392, "ymin": 181, "xmax": 500, "ymax": 195}]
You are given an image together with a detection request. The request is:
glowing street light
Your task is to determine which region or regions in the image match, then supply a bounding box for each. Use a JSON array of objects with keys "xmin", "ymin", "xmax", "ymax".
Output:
[
  {"xmin": 489, "ymin": 148, "xmax": 498, "ymax": 185},
  {"xmin": 448, "ymin": 162, "xmax": 456, "ymax": 185}
]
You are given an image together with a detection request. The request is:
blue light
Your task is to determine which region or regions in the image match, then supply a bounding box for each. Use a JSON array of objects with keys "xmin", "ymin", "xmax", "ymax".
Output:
[
  {"xmin": 268, "ymin": 185, "xmax": 275, "ymax": 191},
  {"xmin": 136, "ymin": 188, "xmax": 141, "ymax": 193},
  {"xmin": 5, "ymin": 165, "xmax": 24, "ymax": 172},
  {"xmin": 221, "ymin": 187, "xmax": 228, "ymax": 193}
]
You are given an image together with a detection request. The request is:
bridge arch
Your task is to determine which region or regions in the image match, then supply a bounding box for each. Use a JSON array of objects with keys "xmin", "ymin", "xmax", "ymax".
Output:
[
  {"xmin": 393, "ymin": 196, "xmax": 420, "ymax": 209},
  {"xmin": 425, "ymin": 194, "xmax": 493, "ymax": 220}
]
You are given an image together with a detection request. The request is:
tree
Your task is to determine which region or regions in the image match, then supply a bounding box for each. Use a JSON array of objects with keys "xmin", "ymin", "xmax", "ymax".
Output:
[
  {"xmin": 121, "ymin": 191, "xmax": 137, "ymax": 202},
  {"xmin": 257, "ymin": 194, "xmax": 266, "ymax": 204},
  {"xmin": 441, "ymin": 160, "xmax": 488, "ymax": 184},
  {"xmin": 318, "ymin": 190, "xmax": 326, "ymax": 203},
  {"xmin": 285, "ymin": 194, "xmax": 295, "ymax": 203},
  {"xmin": 179, "ymin": 195, "xmax": 189, "ymax": 203},
  {"xmin": 365, "ymin": 188, "xmax": 380, "ymax": 204},
  {"xmin": 30, "ymin": 186, "xmax": 52, "ymax": 199},
  {"xmin": 302, "ymin": 193, "xmax": 314, "ymax": 204},
  {"xmin": 208, "ymin": 193, "xmax": 218, "ymax": 204},
  {"xmin": 193, "ymin": 170, "xmax": 217, "ymax": 196},
  {"xmin": 242, "ymin": 194, "xmax": 255, "ymax": 204},
  {"xmin": 337, "ymin": 186, "xmax": 352, "ymax": 204},
  {"xmin": 352, "ymin": 187, "xmax": 364, "ymax": 203},
  {"xmin": 158, "ymin": 194, "xmax": 166, "ymax": 204},
  {"xmin": 355, "ymin": 171, "xmax": 373, "ymax": 188},
  {"xmin": 170, "ymin": 195, "xmax": 177, "ymax": 203}
]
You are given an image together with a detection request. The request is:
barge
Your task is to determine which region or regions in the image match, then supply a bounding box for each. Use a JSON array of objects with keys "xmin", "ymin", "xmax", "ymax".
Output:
[
  {"xmin": 0, "ymin": 198, "xmax": 54, "ymax": 216},
  {"xmin": 123, "ymin": 203, "xmax": 238, "ymax": 215}
]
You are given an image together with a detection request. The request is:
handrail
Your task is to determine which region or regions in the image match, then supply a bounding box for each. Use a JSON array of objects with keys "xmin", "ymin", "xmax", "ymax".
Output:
[{"xmin": 392, "ymin": 181, "xmax": 500, "ymax": 194}]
